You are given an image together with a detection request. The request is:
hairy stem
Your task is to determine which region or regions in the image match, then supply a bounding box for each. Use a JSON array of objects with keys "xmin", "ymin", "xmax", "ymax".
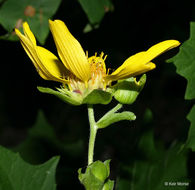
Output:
[{"xmin": 87, "ymin": 104, "xmax": 98, "ymax": 165}]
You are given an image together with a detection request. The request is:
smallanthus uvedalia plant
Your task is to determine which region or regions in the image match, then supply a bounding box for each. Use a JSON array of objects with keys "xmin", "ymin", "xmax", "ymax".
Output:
[{"xmin": 15, "ymin": 20, "xmax": 180, "ymax": 190}]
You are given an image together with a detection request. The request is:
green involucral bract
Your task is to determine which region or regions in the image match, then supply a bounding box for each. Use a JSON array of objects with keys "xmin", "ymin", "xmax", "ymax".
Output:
[
  {"xmin": 78, "ymin": 160, "xmax": 114, "ymax": 190},
  {"xmin": 112, "ymin": 74, "xmax": 146, "ymax": 104},
  {"xmin": 82, "ymin": 89, "xmax": 112, "ymax": 105},
  {"xmin": 37, "ymin": 87, "xmax": 112, "ymax": 105},
  {"xmin": 37, "ymin": 87, "xmax": 82, "ymax": 106},
  {"xmin": 37, "ymin": 75, "xmax": 146, "ymax": 106}
]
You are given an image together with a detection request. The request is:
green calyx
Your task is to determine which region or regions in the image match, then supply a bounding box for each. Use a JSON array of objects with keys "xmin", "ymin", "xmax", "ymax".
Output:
[
  {"xmin": 78, "ymin": 160, "xmax": 114, "ymax": 190},
  {"xmin": 112, "ymin": 74, "xmax": 146, "ymax": 104},
  {"xmin": 37, "ymin": 74, "xmax": 146, "ymax": 106},
  {"xmin": 37, "ymin": 87, "xmax": 112, "ymax": 106}
]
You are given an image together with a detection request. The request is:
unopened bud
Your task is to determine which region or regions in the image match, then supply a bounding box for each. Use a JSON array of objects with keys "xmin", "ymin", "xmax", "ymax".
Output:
[{"xmin": 113, "ymin": 74, "xmax": 146, "ymax": 104}]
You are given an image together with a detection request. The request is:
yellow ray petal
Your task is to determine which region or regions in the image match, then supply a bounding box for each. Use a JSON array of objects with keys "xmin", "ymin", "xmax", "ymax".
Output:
[
  {"xmin": 15, "ymin": 28, "xmax": 67, "ymax": 83},
  {"xmin": 15, "ymin": 28, "xmax": 49, "ymax": 79},
  {"xmin": 23, "ymin": 22, "xmax": 36, "ymax": 45},
  {"xmin": 143, "ymin": 40, "xmax": 180, "ymax": 61},
  {"xmin": 106, "ymin": 40, "xmax": 180, "ymax": 81},
  {"xmin": 36, "ymin": 46, "xmax": 69, "ymax": 82},
  {"xmin": 110, "ymin": 62, "xmax": 156, "ymax": 80},
  {"xmin": 49, "ymin": 20, "xmax": 90, "ymax": 82}
]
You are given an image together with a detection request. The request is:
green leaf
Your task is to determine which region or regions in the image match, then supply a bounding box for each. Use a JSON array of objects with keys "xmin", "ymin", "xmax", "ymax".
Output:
[
  {"xmin": 186, "ymin": 105, "xmax": 195, "ymax": 150},
  {"xmin": 117, "ymin": 131, "xmax": 189, "ymax": 190},
  {"xmin": 0, "ymin": 0, "xmax": 61, "ymax": 44},
  {"xmin": 78, "ymin": 160, "xmax": 114, "ymax": 190},
  {"xmin": 37, "ymin": 87, "xmax": 82, "ymax": 106},
  {"xmin": 169, "ymin": 22, "xmax": 195, "ymax": 152},
  {"xmin": 14, "ymin": 111, "xmax": 84, "ymax": 162},
  {"xmin": 134, "ymin": 133, "xmax": 188, "ymax": 190},
  {"xmin": 169, "ymin": 22, "xmax": 195, "ymax": 100},
  {"xmin": 115, "ymin": 179, "xmax": 131, "ymax": 190},
  {"xmin": 0, "ymin": 145, "xmax": 59, "ymax": 190},
  {"xmin": 82, "ymin": 89, "xmax": 112, "ymax": 105},
  {"xmin": 83, "ymin": 23, "xmax": 99, "ymax": 33},
  {"xmin": 78, "ymin": 0, "xmax": 113, "ymax": 25},
  {"xmin": 142, "ymin": 108, "xmax": 153, "ymax": 124}
]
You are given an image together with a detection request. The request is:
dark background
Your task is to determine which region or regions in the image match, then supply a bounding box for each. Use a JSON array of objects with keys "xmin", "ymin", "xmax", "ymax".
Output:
[{"xmin": 0, "ymin": 0, "xmax": 194, "ymax": 189}]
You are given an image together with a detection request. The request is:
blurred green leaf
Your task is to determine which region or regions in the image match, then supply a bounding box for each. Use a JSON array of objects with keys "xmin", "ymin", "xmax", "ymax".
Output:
[
  {"xmin": 132, "ymin": 133, "xmax": 188, "ymax": 190},
  {"xmin": 14, "ymin": 111, "xmax": 84, "ymax": 163},
  {"xmin": 142, "ymin": 108, "xmax": 153, "ymax": 124},
  {"xmin": 116, "ymin": 179, "xmax": 131, "ymax": 190},
  {"xmin": 0, "ymin": 0, "xmax": 61, "ymax": 44},
  {"xmin": 0, "ymin": 145, "xmax": 59, "ymax": 190},
  {"xmin": 83, "ymin": 23, "xmax": 94, "ymax": 33},
  {"xmin": 116, "ymin": 131, "xmax": 189, "ymax": 190},
  {"xmin": 186, "ymin": 105, "xmax": 195, "ymax": 150},
  {"xmin": 78, "ymin": 0, "xmax": 113, "ymax": 25}
]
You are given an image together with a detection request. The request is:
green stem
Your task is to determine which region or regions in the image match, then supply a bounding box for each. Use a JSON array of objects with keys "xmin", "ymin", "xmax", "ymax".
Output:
[{"xmin": 87, "ymin": 104, "xmax": 98, "ymax": 165}]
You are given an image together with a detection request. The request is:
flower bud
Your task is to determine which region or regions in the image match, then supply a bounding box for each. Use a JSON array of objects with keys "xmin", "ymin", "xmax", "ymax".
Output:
[
  {"xmin": 90, "ymin": 161, "xmax": 109, "ymax": 182},
  {"xmin": 113, "ymin": 74, "xmax": 146, "ymax": 104},
  {"xmin": 78, "ymin": 160, "xmax": 112, "ymax": 190}
]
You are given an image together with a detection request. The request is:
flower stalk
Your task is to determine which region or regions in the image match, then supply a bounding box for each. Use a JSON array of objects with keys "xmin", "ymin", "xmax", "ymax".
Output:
[{"xmin": 87, "ymin": 104, "xmax": 98, "ymax": 165}]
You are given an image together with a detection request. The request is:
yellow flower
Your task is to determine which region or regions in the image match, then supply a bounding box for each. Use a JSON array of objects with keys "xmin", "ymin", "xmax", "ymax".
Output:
[{"xmin": 15, "ymin": 19, "xmax": 180, "ymax": 99}]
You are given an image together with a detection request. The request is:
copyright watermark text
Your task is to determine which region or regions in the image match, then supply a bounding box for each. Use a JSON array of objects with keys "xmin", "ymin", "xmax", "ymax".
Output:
[{"xmin": 164, "ymin": 181, "xmax": 189, "ymax": 187}]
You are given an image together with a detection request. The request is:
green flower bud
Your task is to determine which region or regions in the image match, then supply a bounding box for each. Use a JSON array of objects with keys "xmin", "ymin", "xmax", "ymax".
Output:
[
  {"xmin": 90, "ymin": 161, "xmax": 109, "ymax": 182},
  {"xmin": 78, "ymin": 160, "xmax": 113, "ymax": 190},
  {"xmin": 113, "ymin": 74, "xmax": 146, "ymax": 104}
]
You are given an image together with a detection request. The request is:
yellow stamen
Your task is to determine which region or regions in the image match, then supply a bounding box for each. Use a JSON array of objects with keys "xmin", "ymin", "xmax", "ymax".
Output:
[
  {"xmin": 104, "ymin": 55, "xmax": 107, "ymax": 61},
  {"xmin": 86, "ymin": 51, "xmax": 88, "ymax": 58}
]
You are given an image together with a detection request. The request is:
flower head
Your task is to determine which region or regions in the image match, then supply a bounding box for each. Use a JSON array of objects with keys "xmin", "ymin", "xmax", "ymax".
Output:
[{"xmin": 15, "ymin": 20, "xmax": 180, "ymax": 105}]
